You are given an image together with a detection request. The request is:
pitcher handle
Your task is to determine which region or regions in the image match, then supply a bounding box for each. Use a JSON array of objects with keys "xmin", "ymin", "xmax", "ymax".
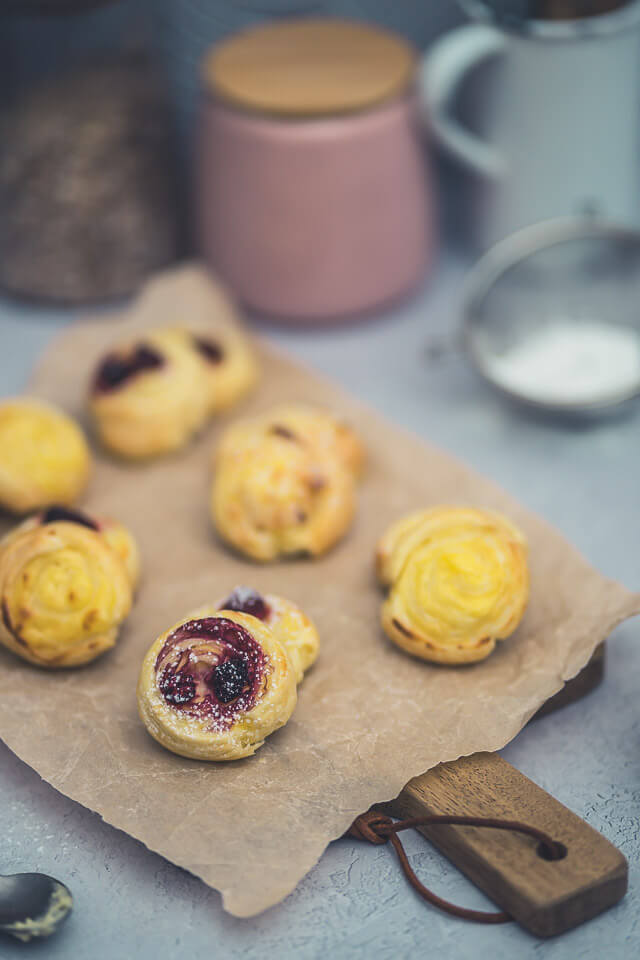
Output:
[{"xmin": 420, "ymin": 24, "xmax": 507, "ymax": 180}]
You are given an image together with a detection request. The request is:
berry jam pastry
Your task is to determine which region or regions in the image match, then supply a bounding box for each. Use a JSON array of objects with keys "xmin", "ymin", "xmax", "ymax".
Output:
[
  {"xmin": 178, "ymin": 325, "xmax": 258, "ymax": 415},
  {"xmin": 137, "ymin": 609, "xmax": 297, "ymax": 760},
  {"xmin": 218, "ymin": 586, "xmax": 319, "ymax": 684},
  {"xmin": 94, "ymin": 345, "xmax": 164, "ymax": 392},
  {"xmin": 211, "ymin": 405, "xmax": 364, "ymax": 562},
  {"xmin": 0, "ymin": 398, "xmax": 90, "ymax": 515},
  {"xmin": 1, "ymin": 507, "xmax": 140, "ymax": 592},
  {"xmin": 89, "ymin": 328, "xmax": 211, "ymax": 460},
  {"xmin": 0, "ymin": 516, "xmax": 134, "ymax": 667},
  {"xmin": 376, "ymin": 507, "xmax": 529, "ymax": 665}
]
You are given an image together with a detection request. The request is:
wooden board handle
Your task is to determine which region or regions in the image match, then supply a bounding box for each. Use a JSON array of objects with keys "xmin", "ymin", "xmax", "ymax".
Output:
[{"xmin": 387, "ymin": 752, "xmax": 627, "ymax": 938}]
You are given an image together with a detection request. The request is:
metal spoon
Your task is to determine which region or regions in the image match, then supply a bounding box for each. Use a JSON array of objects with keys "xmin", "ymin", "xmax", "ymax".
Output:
[{"xmin": 0, "ymin": 873, "xmax": 72, "ymax": 942}]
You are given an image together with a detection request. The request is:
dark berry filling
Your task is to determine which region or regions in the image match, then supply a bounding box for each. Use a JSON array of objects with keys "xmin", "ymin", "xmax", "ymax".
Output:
[
  {"xmin": 270, "ymin": 425, "xmax": 297, "ymax": 441},
  {"xmin": 220, "ymin": 587, "xmax": 270, "ymax": 621},
  {"xmin": 160, "ymin": 671, "xmax": 196, "ymax": 705},
  {"xmin": 193, "ymin": 335, "xmax": 224, "ymax": 365},
  {"xmin": 93, "ymin": 344, "xmax": 164, "ymax": 392},
  {"xmin": 211, "ymin": 657, "xmax": 249, "ymax": 703},
  {"xmin": 40, "ymin": 506, "xmax": 99, "ymax": 531},
  {"xmin": 155, "ymin": 617, "xmax": 267, "ymax": 730}
]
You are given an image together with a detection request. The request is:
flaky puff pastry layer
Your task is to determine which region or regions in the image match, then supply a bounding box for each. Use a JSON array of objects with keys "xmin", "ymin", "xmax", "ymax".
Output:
[
  {"xmin": 212, "ymin": 408, "xmax": 360, "ymax": 562},
  {"xmin": 0, "ymin": 521, "xmax": 133, "ymax": 667},
  {"xmin": 0, "ymin": 399, "xmax": 90, "ymax": 514},
  {"xmin": 174, "ymin": 327, "xmax": 258, "ymax": 415},
  {"xmin": 216, "ymin": 586, "xmax": 319, "ymax": 684},
  {"xmin": 0, "ymin": 506, "xmax": 140, "ymax": 593},
  {"xmin": 376, "ymin": 507, "xmax": 529, "ymax": 665},
  {"xmin": 89, "ymin": 328, "xmax": 211, "ymax": 460},
  {"xmin": 137, "ymin": 609, "xmax": 297, "ymax": 761}
]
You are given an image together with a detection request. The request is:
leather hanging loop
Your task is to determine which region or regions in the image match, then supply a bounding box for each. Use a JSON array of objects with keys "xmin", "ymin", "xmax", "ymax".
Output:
[
  {"xmin": 348, "ymin": 811, "xmax": 567, "ymax": 924},
  {"xmin": 348, "ymin": 809, "xmax": 392, "ymax": 845}
]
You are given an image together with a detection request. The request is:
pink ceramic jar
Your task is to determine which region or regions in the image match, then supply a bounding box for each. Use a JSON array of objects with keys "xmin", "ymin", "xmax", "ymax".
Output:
[{"xmin": 196, "ymin": 19, "xmax": 433, "ymax": 322}]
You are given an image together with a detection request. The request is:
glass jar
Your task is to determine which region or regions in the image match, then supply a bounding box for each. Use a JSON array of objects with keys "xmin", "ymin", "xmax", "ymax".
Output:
[{"xmin": 0, "ymin": 0, "xmax": 179, "ymax": 304}]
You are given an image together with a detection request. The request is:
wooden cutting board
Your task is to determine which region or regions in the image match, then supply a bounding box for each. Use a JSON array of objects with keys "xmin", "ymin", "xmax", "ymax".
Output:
[{"xmin": 385, "ymin": 644, "xmax": 626, "ymax": 938}]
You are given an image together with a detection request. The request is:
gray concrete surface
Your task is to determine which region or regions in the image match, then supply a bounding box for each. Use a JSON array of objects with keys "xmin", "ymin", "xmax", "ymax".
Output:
[{"xmin": 0, "ymin": 255, "xmax": 638, "ymax": 958}]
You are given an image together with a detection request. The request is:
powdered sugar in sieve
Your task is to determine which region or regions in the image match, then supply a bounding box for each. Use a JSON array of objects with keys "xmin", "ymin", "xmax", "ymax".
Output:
[{"xmin": 484, "ymin": 321, "xmax": 640, "ymax": 407}]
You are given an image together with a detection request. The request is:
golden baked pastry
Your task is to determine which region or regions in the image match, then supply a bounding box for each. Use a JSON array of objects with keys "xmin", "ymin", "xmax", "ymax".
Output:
[
  {"xmin": 211, "ymin": 406, "xmax": 361, "ymax": 561},
  {"xmin": 0, "ymin": 505, "xmax": 140, "ymax": 592},
  {"xmin": 0, "ymin": 516, "xmax": 133, "ymax": 667},
  {"xmin": 0, "ymin": 398, "xmax": 90, "ymax": 514},
  {"xmin": 376, "ymin": 506, "xmax": 529, "ymax": 665},
  {"xmin": 218, "ymin": 403, "xmax": 364, "ymax": 479},
  {"xmin": 89, "ymin": 328, "xmax": 211, "ymax": 459},
  {"xmin": 137, "ymin": 608, "xmax": 297, "ymax": 761},
  {"xmin": 255, "ymin": 404, "xmax": 365, "ymax": 479},
  {"xmin": 217, "ymin": 586, "xmax": 319, "ymax": 683},
  {"xmin": 176, "ymin": 326, "xmax": 258, "ymax": 414}
]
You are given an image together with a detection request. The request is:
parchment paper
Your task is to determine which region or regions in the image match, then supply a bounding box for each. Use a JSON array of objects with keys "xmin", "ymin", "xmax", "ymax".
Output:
[{"xmin": 0, "ymin": 265, "xmax": 638, "ymax": 917}]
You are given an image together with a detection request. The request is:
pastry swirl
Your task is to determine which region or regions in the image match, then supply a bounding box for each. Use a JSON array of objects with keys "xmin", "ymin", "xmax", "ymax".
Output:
[
  {"xmin": 218, "ymin": 586, "xmax": 319, "ymax": 684},
  {"xmin": 89, "ymin": 328, "xmax": 210, "ymax": 459},
  {"xmin": 211, "ymin": 406, "xmax": 362, "ymax": 561},
  {"xmin": 376, "ymin": 507, "xmax": 529, "ymax": 664},
  {"xmin": 0, "ymin": 398, "xmax": 90, "ymax": 514},
  {"xmin": 0, "ymin": 518, "xmax": 133, "ymax": 667},
  {"xmin": 1, "ymin": 506, "xmax": 140, "ymax": 592},
  {"xmin": 137, "ymin": 609, "xmax": 297, "ymax": 760}
]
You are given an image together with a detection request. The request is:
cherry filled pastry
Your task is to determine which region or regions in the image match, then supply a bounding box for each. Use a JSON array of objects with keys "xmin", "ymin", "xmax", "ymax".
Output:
[
  {"xmin": 137, "ymin": 608, "xmax": 298, "ymax": 761},
  {"xmin": 217, "ymin": 586, "xmax": 319, "ymax": 684},
  {"xmin": 89, "ymin": 328, "xmax": 210, "ymax": 459},
  {"xmin": 89, "ymin": 322, "xmax": 257, "ymax": 460}
]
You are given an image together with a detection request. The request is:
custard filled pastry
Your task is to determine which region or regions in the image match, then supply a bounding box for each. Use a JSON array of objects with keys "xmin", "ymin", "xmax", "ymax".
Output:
[
  {"xmin": 211, "ymin": 406, "xmax": 363, "ymax": 561},
  {"xmin": 0, "ymin": 505, "xmax": 140, "ymax": 592},
  {"xmin": 89, "ymin": 328, "xmax": 210, "ymax": 459},
  {"xmin": 376, "ymin": 506, "xmax": 529, "ymax": 665},
  {"xmin": 0, "ymin": 398, "xmax": 90, "ymax": 514},
  {"xmin": 218, "ymin": 586, "xmax": 319, "ymax": 683},
  {"xmin": 137, "ymin": 609, "xmax": 297, "ymax": 760},
  {"xmin": 177, "ymin": 326, "xmax": 258, "ymax": 414},
  {"xmin": 0, "ymin": 515, "xmax": 134, "ymax": 667}
]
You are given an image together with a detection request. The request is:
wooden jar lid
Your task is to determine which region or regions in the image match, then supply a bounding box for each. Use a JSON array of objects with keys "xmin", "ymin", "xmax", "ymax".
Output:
[{"xmin": 204, "ymin": 18, "xmax": 415, "ymax": 118}]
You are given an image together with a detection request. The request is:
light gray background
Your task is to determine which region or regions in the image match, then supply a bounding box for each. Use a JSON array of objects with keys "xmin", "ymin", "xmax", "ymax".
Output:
[{"xmin": 0, "ymin": 254, "xmax": 638, "ymax": 958}]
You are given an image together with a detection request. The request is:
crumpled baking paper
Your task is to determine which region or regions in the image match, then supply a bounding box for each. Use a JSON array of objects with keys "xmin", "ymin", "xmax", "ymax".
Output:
[{"xmin": 0, "ymin": 265, "xmax": 637, "ymax": 917}]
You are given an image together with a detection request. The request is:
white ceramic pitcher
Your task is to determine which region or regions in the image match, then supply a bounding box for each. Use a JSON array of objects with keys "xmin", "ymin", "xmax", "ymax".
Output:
[{"xmin": 421, "ymin": 1, "xmax": 640, "ymax": 251}]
